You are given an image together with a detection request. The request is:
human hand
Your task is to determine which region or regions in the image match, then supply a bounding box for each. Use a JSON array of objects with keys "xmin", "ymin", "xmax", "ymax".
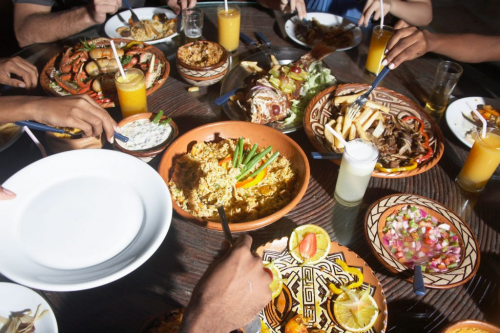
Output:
[
  {"xmin": 31, "ymin": 95, "xmax": 117, "ymax": 142},
  {"xmin": 0, "ymin": 186, "xmax": 16, "ymax": 200},
  {"xmin": 382, "ymin": 26, "xmax": 429, "ymax": 69},
  {"xmin": 394, "ymin": 19, "xmax": 410, "ymax": 29},
  {"xmin": 280, "ymin": 0, "xmax": 307, "ymax": 19},
  {"xmin": 358, "ymin": 0, "xmax": 392, "ymax": 27},
  {"xmin": 181, "ymin": 235, "xmax": 272, "ymax": 333},
  {"xmin": 88, "ymin": 0, "xmax": 122, "ymax": 24},
  {"xmin": 167, "ymin": 0, "xmax": 196, "ymax": 15},
  {"xmin": 0, "ymin": 57, "xmax": 38, "ymax": 90}
]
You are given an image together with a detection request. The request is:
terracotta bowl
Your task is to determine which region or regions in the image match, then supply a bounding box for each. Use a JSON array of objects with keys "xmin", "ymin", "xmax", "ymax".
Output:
[
  {"xmin": 45, "ymin": 132, "xmax": 105, "ymax": 153},
  {"xmin": 114, "ymin": 112, "xmax": 178, "ymax": 159},
  {"xmin": 441, "ymin": 319, "xmax": 500, "ymax": 333},
  {"xmin": 176, "ymin": 41, "xmax": 229, "ymax": 87},
  {"xmin": 365, "ymin": 193, "xmax": 480, "ymax": 289},
  {"xmin": 158, "ymin": 121, "xmax": 310, "ymax": 232}
]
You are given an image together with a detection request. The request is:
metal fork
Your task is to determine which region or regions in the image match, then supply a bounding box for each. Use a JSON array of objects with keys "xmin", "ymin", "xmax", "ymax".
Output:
[
  {"xmin": 240, "ymin": 32, "xmax": 270, "ymax": 56},
  {"xmin": 256, "ymin": 32, "xmax": 280, "ymax": 57},
  {"xmin": 346, "ymin": 66, "xmax": 391, "ymax": 120},
  {"xmin": 122, "ymin": 0, "xmax": 143, "ymax": 27}
]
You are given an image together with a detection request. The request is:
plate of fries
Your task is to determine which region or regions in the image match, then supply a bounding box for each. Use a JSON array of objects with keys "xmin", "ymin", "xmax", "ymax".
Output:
[{"xmin": 304, "ymin": 84, "xmax": 445, "ymax": 178}]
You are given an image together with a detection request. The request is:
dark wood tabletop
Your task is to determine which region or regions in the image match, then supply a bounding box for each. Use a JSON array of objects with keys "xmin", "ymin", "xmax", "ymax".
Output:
[{"xmin": 1, "ymin": 2, "xmax": 500, "ymax": 333}]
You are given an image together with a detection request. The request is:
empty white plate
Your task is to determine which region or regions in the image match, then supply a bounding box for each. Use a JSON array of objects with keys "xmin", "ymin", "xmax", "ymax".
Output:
[{"xmin": 0, "ymin": 149, "xmax": 172, "ymax": 291}]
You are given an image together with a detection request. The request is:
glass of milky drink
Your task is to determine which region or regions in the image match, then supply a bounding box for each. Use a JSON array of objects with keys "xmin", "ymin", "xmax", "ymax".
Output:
[{"xmin": 334, "ymin": 139, "xmax": 379, "ymax": 207}]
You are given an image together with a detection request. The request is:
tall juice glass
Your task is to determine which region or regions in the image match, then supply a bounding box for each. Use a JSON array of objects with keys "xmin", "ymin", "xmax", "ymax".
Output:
[
  {"xmin": 334, "ymin": 139, "xmax": 379, "ymax": 206},
  {"xmin": 365, "ymin": 25, "xmax": 394, "ymax": 75},
  {"xmin": 456, "ymin": 127, "xmax": 500, "ymax": 192},
  {"xmin": 115, "ymin": 68, "xmax": 148, "ymax": 119},
  {"xmin": 218, "ymin": 4, "xmax": 241, "ymax": 52}
]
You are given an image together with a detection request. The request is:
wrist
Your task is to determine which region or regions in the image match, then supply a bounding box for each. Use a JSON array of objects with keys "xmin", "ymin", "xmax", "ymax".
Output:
[{"xmin": 422, "ymin": 30, "xmax": 435, "ymax": 54}]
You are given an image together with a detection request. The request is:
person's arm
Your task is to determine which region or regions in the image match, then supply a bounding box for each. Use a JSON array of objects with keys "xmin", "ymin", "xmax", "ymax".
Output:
[
  {"xmin": 0, "ymin": 95, "xmax": 117, "ymax": 142},
  {"xmin": 383, "ymin": 27, "xmax": 500, "ymax": 69},
  {"xmin": 14, "ymin": 0, "xmax": 121, "ymax": 48},
  {"xmin": 358, "ymin": 0, "xmax": 432, "ymax": 27},
  {"xmin": 180, "ymin": 235, "xmax": 272, "ymax": 333},
  {"xmin": 257, "ymin": 0, "xmax": 307, "ymax": 19},
  {"xmin": 0, "ymin": 57, "xmax": 38, "ymax": 89},
  {"xmin": 165, "ymin": 0, "xmax": 196, "ymax": 15}
]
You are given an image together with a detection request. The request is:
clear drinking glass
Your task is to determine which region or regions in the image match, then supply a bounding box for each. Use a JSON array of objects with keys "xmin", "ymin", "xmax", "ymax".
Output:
[
  {"xmin": 182, "ymin": 7, "xmax": 204, "ymax": 43},
  {"xmin": 217, "ymin": 4, "xmax": 241, "ymax": 52},
  {"xmin": 115, "ymin": 68, "xmax": 148, "ymax": 119},
  {"xmin": 334, "ymin": 139, "xmax": 379, "ymax": 206},
  {"xmin": 424, "ymin": 61, "xmax": 463, "ymax": 122}
]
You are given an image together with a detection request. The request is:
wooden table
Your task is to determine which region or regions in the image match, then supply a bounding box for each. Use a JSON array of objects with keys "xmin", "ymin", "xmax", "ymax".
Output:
[{"xmin": 1, "ymin": 3, "xmax": 500, "ymax": 332}]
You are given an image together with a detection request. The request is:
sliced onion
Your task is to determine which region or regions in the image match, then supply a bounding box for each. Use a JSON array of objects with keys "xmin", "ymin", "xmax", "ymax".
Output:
[{"xmin": 250, "ymin": 85, "xmax": 274, "ymax": 92}]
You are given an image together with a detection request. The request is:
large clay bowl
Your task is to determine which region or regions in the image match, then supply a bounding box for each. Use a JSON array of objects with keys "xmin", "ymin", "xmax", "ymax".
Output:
[
  {"xmin": 304, "ymin": 83, "xmax": 445, "ymax": 178},
  {"xmin": 158, "ymin": 121, "xmax": 310, "ymax": 232},
  {"xmin": 441, "ymin": 319, "xmax": 500, "ymax": 333},
  {"xmin": 176, "ymin": 41, "xmax": 229, "ymax": 87}
]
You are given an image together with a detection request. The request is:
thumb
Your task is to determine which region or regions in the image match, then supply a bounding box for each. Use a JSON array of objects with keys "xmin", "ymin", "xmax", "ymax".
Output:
[
  {"xmin": 220, "ymin": 239, "xmax": 232, "ymax": 254},
  {"xmin": 0, "ymin": 186, "xmax": 16, "ymax": 200}
]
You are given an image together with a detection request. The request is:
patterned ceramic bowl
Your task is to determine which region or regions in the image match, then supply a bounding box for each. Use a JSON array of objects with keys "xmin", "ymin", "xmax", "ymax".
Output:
[{"xmin": 176, "ymin": 41, "xmax": 229, "ymax": 87}]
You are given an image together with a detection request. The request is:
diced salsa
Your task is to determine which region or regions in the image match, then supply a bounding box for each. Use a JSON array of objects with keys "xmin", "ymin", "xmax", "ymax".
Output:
[{"xmin": 381, "ymin": 205, "xmax": 462, "ymax": 274}]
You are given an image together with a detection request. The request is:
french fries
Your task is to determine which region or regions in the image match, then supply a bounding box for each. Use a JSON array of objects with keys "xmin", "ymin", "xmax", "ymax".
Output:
[
  {"xmin": 324, "ymin": 96, "xmax": 388, "ymax": 150},
  {"xmin": 240, "ymin": 61, "xmax": 265, "ymax": 73}
]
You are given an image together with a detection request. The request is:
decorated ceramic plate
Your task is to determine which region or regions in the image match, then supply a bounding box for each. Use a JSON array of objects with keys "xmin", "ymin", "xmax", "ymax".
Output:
[
  {"xmin": 220, "ymin": 47, "xmax": 333, "ymax": 134},
  {"xmin": 256, "ymin": 237, "xmax": 388, "ymax": 333},
  {"xmin": 285, "ymin": 13, "xmax": 362, "ymax": 51},
  {"xmin": 445, "ymin": 96, "xmax": 500, "ymax": 148},
  {"xmin": 104, "ymin": 7, "xmax": 178, "ymax": 44},
  {"xmin": 304, "ymin": 84, "xmax": 445, "ymax": 178},
  {"xmin": 40, "ymin": 37, "xmax": 169, "ymax": 108},
  {"xmin": 365, "ymin": 194, "xmax": 480, "ymax": 289}
]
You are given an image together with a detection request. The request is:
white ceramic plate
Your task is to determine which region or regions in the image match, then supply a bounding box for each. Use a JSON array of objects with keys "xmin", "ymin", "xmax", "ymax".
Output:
[
  {"xmin": 104, "ymin": 7, "xmax": 178, "ymax": 44},
  {"xmin": 285, "ymin": 12, "xmax": 362, "ymax": 51},
  {"xmin": 0, "ymin": 282, "xmax": 58, "ymax": 333},
  {"xmin": 0, "ymin": 124, "xmax": 24, "ymax": 153},
  {"xmin": 445, "ymin": 96, "xmax": 500, "ymax": 148},
  {"xmin": 0, "ymin": 149, "xmax": 172, "ymax": 291}
]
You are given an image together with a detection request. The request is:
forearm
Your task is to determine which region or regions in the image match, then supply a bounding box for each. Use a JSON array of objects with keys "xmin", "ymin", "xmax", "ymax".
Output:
[
  {"xmin": 180, "ymin": 301, "xmax": 231, "ymax": 333},
  {"xmin": 389, "ymin": 0, "xmax": 432, "ymax": 26},
  {"xmin": 0, "ymin": 96, "xmax": 41, "ymax": 123},
  {"xmin": 426, "ymin": 31, "xmax": 500, "ymax": 63},
  {"xmin": 14, "ymin": 7, "xmax": 94, "ymax": 47}
]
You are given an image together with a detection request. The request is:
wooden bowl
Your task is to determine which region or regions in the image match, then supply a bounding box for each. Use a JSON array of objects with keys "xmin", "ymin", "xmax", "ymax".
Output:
[
  {"xmin": 45, "ymin": 132, "xmax": 105, "ymax": 153},
  {"xmin": 365, "ymin": 193, "xmax": 480, "ymax": 289},
  {"xmin": 441, "ymin": 319, "xmax": 500, "ymax": 333},
  {"xmin": 114, "ymin": 112, "xmax": 178, "ymax": 159},
  {"xmin": 158, "ymin": 121, "xmax": 310, "ymax": 232},
  {"xmin": 176, "ymin": 41, "xmax": 229, "ymax": 87},
  {"xmin": 303, "ymin": 84, "xmax": 445, "ymax": 178}
]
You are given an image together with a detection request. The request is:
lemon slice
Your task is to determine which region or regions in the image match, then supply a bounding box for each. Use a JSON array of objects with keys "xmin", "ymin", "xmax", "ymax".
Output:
[
  {"xmin": 289, "ymin": 224, "xmax": 331, "ymax": 264},
  {"xmin": 263, "ymin": 261, "xmax": 283, "ymax": 299},
  {"xmin": 260, "ymin": 319, "xmax": 270, "ymax": 333},
  {"xmin": 333, "ymin": 288, "xmax": 379, "ymax": 332}
]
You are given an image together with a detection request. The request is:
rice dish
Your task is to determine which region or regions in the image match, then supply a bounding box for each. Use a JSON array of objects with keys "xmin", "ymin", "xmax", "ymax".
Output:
[{"xmin": 168, "ymin": 138, "xmax": 299, "ymax": 222}]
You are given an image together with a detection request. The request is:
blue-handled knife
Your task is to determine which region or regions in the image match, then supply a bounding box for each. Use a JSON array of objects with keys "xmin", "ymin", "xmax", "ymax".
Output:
[{"xmin": 214, "ymin": 88, "xmax": 240, "ymax": 106}]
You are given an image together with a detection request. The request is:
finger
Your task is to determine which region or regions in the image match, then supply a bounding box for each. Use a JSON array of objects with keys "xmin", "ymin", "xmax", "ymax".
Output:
[
  {"xmin": 187, "ymin": 0, "xmax": 196, "ymax": 8},
  {"xmin": 220, "ymin": 239, "xmax": 232, "ymax": 254},
  {"xmin": 288, "ymin": 0, "xmax": 296, "ymax": 14},
  {"xmin": 3, "ymin": 78, "xmax": 28, "ymax": 89},
  {"xmin": 0, "ymin": 186, "xmax": 16, "ymax": 200},
  {"xmin": 394, "ymin": 19, "xmax": 409, "ymax": 29},
  {"xmin": 296, "ymin": 0, "xmax": 307, "ymax": 19},
  {"xmin": 234, "ymin": 234, "xmax": 253, "ymax": 250},
  {"xmin": 83, "ymin": 97, "xmax": 116, "ymax": 141},
  {"xmin": 179, "ymin": 0, "xmax": 188, "ymax": 11}
]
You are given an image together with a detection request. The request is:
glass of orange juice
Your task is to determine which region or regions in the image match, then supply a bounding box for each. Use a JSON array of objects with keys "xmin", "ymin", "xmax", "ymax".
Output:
[
  {"xmin": 217, "ymin": 4, "xmax": 240, "ymax": 52},
  {"xmin": 365, "ymin": 25, "xmax": 394, "ymax": 75},
  {"xmin": 115, "ymin": 68, "xmax": 148, "ymax": 119},
  {"xmin": 456, "ymin": 127, "xmax": 500, "ymax": 192}
]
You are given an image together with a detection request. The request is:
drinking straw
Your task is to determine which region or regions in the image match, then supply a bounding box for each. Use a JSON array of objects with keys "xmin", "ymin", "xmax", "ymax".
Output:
[
  {"xmin": 380, "ymin": 0, "xmax": 384, "ymax": 27},
  {"xmin": 23, "ymin": 127, "xmax": 47, "ymax": 158},
  {"xmin": 110, "ymin": 40, "xmax": 126, "ymax": 81},
  {"xmin": 466, "ymin": 101, "xmax": 487, "ymax": 138},
  {"xmin": 224, "ymin": 0, "xmax": 228, "ymax": 12},
  {"xmin": 325, "ymin": 123, "xmax": 349, "ymax": 147}
]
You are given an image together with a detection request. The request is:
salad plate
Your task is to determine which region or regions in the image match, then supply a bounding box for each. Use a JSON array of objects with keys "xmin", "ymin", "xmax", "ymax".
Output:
[
  {"xmin": 220, "ymin": 47, "xmax": 336, "ymax": 133},
  {"xmin": 104, "ymin": 7, "xmax": 178, "ymax": 44},
  {"xmin": 256, "ymin": 237, "xmax": 388, "ymax": 333},
  {"xmin": 285, "ymin": 13, "xmax": 362, "ymax": 51},
  {"xmin": 365, "ymin": 194, "xmax": 480, "ymax": 289},
  {"xmin": 0, "ymin": 282, "xmax": 58, "ymax": 333},
  {"xmin": 0, "ymin": 149, "xmax": 172, "ymax": 291},
  {"xmin": 445, "ymin": 96, "xmax": 500, "ymax": 148}
]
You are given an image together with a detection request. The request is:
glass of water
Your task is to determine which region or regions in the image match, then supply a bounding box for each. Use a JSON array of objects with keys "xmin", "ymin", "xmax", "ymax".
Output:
[{"xmin": 182, "ymin": 7, "xmax": 204, "ymax": 43}]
